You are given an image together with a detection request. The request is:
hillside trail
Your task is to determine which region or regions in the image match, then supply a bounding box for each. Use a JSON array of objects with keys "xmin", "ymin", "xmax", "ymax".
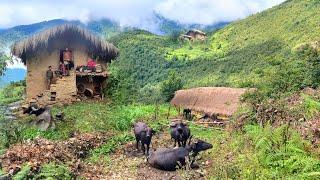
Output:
[
  {"xmin": 0, "ymin": 118, "xmax": 210, "ymax": 179},
  {"xmin": 86, "ymin": 130, "xmax": 209, "ymax": 180}
]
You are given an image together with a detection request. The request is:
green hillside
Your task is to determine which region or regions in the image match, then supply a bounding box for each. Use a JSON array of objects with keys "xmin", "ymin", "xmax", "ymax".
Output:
[
  {"xmin": 109, "ymin": 0, "xmax": 320, "ymax": 100},
  {"xmin": 169, "ymin": 0, "xmax": 320, "ymax": 58},
  {"xmin": 1, "ymin": 0, "xmax": 320, "ymax": 179}
]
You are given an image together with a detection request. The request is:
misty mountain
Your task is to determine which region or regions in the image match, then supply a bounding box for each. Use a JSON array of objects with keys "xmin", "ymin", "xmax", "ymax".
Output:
[
  {"xmin": 0, "ymin": 14, "xmax": 229, "ymax": 49},
  {"xmin": 0, "ymin": 13, "xmax": 229, "ymax": 86}
]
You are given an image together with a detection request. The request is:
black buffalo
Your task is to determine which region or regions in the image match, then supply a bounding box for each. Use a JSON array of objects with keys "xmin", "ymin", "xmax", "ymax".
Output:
[
  {"xmin": 170, "ymin": 121, "xmax": 191, "ymax": 147},
  {"xmin": 148, "ymin": 140, "xmax": 213, "ymax": 171},
  {"xmin": 134, "ymin": 122, "xmax": 155, "ymax": 155}
]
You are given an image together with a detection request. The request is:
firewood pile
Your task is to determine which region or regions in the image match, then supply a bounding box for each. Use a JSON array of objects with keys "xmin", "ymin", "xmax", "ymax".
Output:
[{"xmin": 0, "ymin": 133, "xmax": 110, "ymax": 175}]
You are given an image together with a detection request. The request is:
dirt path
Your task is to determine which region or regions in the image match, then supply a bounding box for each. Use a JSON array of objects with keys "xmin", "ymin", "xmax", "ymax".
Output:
[
  {"xmin": 100, "ymin": 131, "xmax": 208, "ymax": 180},
  {"xmin": 1, "ymin": 126, "xmax": 211, "ymax": 179}
]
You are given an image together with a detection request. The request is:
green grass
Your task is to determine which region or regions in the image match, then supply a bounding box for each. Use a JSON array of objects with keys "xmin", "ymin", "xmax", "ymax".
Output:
[
  {"xmin": 205, "ymin": 124, "xmax": 320, "ymax": 179},
  {"xmin": 53, "ymin": 103, "xmax": 173, "ymax": 133},
  {"xmin": 0, "ymin": 81, "xmax": 25, "ymax": 105},
  {"xmin": 0, "ymin": 102, "xmax": 176, "ymax": 146},
  {"xmin": 88, "ymin": 132, "xmax": 134, "ymax": 164},
  {"xmin": 1, "ymin": 1, "xmax": 320, "ymax": 178},
  {"xmin": 85, "ymin": 103, "xmax": 177, "ymax": 164},
  {"xmin": 33, "ymin": 163, "xmax": 72, "ymax": 179},
  {"xmin": 302, "ymin": 94, "xmax": 320, "ymax": 119}
]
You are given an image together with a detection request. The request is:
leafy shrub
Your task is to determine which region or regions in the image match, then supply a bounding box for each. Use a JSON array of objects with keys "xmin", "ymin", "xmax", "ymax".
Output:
[
  {"xmin": 13, "ymin": 165, "xmax": 31, "ymax": 180},
  {"xmin": 104, "ymin": 70, "xmax": 138, "ymax": 104},
  {"xmin": 89, "ymin": 133, "xmax": 134, "ymax": 163},
  {"xmin": 0, "ymin": 80, "xmax": 25, "ymax": 105},
  {"xmin": 0, "ymin": 52, "xmax": 10, "ymax": 75},
  {"xmin": 302, "ymin": 94, "xmax": 320, "ymax": 119},
  {"xmin": 160, "ymin": 70, "xmax": 183, "ymax": 102},
  {"xmin": 0, "ymin": 120, "xmax": 26, "ymax": 149},
  {"xmin": 34, "ymin": 163, "xmax": 73, "ymax": 179},
  {"xmin": 245, "ymin": 124, "xmax": 320, "ymax": 179}
]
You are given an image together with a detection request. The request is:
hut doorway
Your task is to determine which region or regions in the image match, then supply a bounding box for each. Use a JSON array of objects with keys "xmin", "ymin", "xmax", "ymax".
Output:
[{"xmin": 59, "ymin": 49, "xmax": 74, "ymax": 74}]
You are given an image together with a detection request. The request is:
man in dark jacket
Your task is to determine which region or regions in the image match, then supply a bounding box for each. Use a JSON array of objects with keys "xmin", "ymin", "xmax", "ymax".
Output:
[{"xmin": 46, "ymin": 66, "xmax": 53, "ymax": 89}]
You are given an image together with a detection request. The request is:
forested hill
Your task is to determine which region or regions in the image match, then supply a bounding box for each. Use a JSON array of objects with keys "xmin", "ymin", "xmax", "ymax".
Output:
[
  {"xmin": 108, "ymin": 0, "xmax": 320, "ymax": 101},
  {"xmin": 0, "ymin": 19, "xmax": 120, "ymax": 50},
  {"xmin": 0, "ymin": 15, "xmax": 228, "ymax": 50}
]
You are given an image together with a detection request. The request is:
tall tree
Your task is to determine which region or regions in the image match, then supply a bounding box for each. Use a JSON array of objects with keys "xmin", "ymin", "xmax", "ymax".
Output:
[{"xmin": 0, "ymin": 52, "xmax": 9, "ymax": 75}]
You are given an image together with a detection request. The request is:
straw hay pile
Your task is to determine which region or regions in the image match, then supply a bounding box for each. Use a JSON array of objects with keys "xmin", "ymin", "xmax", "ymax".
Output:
[{"xmin": 171, "ymin": 87, "xmax": 250, "ymax": 116}]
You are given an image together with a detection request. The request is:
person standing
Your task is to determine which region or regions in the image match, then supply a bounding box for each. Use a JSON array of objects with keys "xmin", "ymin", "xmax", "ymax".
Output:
[
  {"xmin": 46, "ymin": 66, "xmax": 54, "ymax": 90},
  {"xmin": 59, "ymin": 61, "xmax": 66, "ymax": 76},
  {"xmin": 63, "ymin": 48, "xmax": 72, "ymax": 75}
]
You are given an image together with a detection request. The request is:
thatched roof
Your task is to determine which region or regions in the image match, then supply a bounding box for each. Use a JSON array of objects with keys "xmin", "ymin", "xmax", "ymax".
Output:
[
  {"xmin": 180, "ymin": 34, "xmax": 193, "ymax": 39},
  {"xmin": 11, "ymin": 24, "xmax": 119, "ymax": 64},
  {"xmin": 186, "ymin": 29, "xmax": 206, "ymax": 35},
  {"xmin": 171, "ymin": 87, "xmax": 251, "ymax": 117}
]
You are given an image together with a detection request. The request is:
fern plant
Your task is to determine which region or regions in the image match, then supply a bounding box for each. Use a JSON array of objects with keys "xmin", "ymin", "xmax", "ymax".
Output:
[{"xmin": 245, "ymin": 124, "xmax": 320, "ymax": 179}]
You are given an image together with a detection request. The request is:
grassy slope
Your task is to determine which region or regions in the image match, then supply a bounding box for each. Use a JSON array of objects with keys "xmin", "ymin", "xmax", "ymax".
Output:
[
  {"xmin": 0, "ymin": 81, "xmax": 25, "ymax": 105},
  {"xmin": 104, "ymin": 1, "xmax": 320, "ymax": 178},
  {"xmin": 2, "ymin": 0, "xmax": 320, "ymax": 178},
  {"xmin": 110, "ymin": 0, "xmax": 320, "ymax": 95},
  {"xmin": 174, "ymin": 0, "xmax": 320, "ymax": 87},
  {"xmin": 170, "ymin": 0, "xmax": 320, "ymax": 59}
]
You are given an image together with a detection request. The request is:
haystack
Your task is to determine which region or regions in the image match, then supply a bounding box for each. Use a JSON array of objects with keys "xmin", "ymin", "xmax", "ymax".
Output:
[{"xmin": 171, "ymin": 87, "xmax": 251, "ymax": 117}]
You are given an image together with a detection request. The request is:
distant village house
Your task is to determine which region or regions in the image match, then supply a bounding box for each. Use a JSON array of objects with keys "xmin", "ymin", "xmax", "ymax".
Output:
[
  {"xmin": 11, "ymin": 24, "xmax": 118, "ymax": 106},
  {"xmin": 180, "ymin": 29, "xmax": 206, "ymax": 41}
]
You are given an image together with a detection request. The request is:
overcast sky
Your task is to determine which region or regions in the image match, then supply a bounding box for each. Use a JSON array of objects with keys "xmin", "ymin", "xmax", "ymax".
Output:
[{"xmin": 0, "ymin": 0, "xmax": 285, "ymax": 29}]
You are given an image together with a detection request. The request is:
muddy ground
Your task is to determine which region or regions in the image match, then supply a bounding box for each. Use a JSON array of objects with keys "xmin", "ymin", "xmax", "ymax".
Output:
[
  {"xmin": 98, "ymin": 131, "xmax": 210, "ymax": 180},
  {"xmin": 1, "ymin": 128, "xmax": 212, "ymax": 180}
]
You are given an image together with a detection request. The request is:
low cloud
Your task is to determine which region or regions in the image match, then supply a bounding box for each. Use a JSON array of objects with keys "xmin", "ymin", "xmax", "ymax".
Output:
[
  {"xmin": 155, "ymin": 0, "xmax": 285, "ymax": 25},
  {"xmin": 0, "ymin": 0, "xmax": 285, "ymax": 29}
]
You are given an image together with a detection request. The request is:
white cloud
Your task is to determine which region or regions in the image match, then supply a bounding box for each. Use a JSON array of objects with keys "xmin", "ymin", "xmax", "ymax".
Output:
[
  {"xmin": 0, "ymin": 0, "xmax": 285, "ymax": 69},
  {"xmin": 6, "ymin": 59, "xmax": 26, "ymax": 69},
  {"xmin": 155, "ymin": 0, "xmax": 285, "ymax": 25},
  {"xmin": 0, "ymin": 0, "xmax": 285, "ymax": 29}
]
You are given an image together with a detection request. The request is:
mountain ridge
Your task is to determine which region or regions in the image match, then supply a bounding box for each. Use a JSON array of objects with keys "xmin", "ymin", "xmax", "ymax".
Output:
[
  {"xmin": 107, "ymin": 0, "xmax": 320, "ymax": 100},
  {"xmin": 0, "ymin": 14, "xmax": 229, "ymax": 50}
]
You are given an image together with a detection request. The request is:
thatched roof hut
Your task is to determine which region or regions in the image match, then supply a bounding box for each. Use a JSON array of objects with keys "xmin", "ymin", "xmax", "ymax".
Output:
[
  {"xmin": 171, "ymin": 87, "xmax": 250, "ymax": 117},
  {"xmin": 10, "ymin": 24, "xmax": 119, "ymax": 105},
  {"xmin": 181, "ymin": 29, "xmax": 206, "ymax": 41},
  {"xmin": 11, "ymin": 24, "xmax": 119, "ymax": 64},
  {"xmin": 187, "ymin": 29, "xmax": 206, "ymax": 36}
]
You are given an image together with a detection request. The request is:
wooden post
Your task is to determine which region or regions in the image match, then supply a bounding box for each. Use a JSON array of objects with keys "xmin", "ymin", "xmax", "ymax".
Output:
[
  {"xmin": 154, "ymin": 103, "xmax": 159, "ymax": 120},
  {"xmin": 166, "ymin": 106, "xmax": 171, "ymax": 120}
]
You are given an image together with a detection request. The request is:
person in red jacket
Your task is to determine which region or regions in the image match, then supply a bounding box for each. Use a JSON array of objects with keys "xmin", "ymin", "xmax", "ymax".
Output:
[{"xmin": 87, "ymin": 57, "xmax": 96, "ymax": 72}]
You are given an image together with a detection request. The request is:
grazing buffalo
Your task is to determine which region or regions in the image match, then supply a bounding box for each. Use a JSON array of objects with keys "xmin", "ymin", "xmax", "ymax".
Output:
[
  {"xmin": 170, "ymin": 121, "xmax": 191, "ymax": 147},
  {"xmin": 148, "ymin": 140, "xmax": 213, "ymax": 171},
  {"xmin": 183, "ymin": 109, "xmax": 192, "ymax": 120},
  {"xmin": 134, "ymin": 122, "xmax": 155, "ymax": 155}
]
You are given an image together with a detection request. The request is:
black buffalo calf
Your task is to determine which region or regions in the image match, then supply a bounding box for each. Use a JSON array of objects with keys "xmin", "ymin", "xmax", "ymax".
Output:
[
  {"xmin": 170, "ymin": 121, "xmax": 191, "ymax": 147},
  {"xmin": 134, "ymin": 122, "xmax": 155, "ymax": 155},
  {"xmin": 148, "ymin": 140, "xmax": 213, "ymax": 171}
]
